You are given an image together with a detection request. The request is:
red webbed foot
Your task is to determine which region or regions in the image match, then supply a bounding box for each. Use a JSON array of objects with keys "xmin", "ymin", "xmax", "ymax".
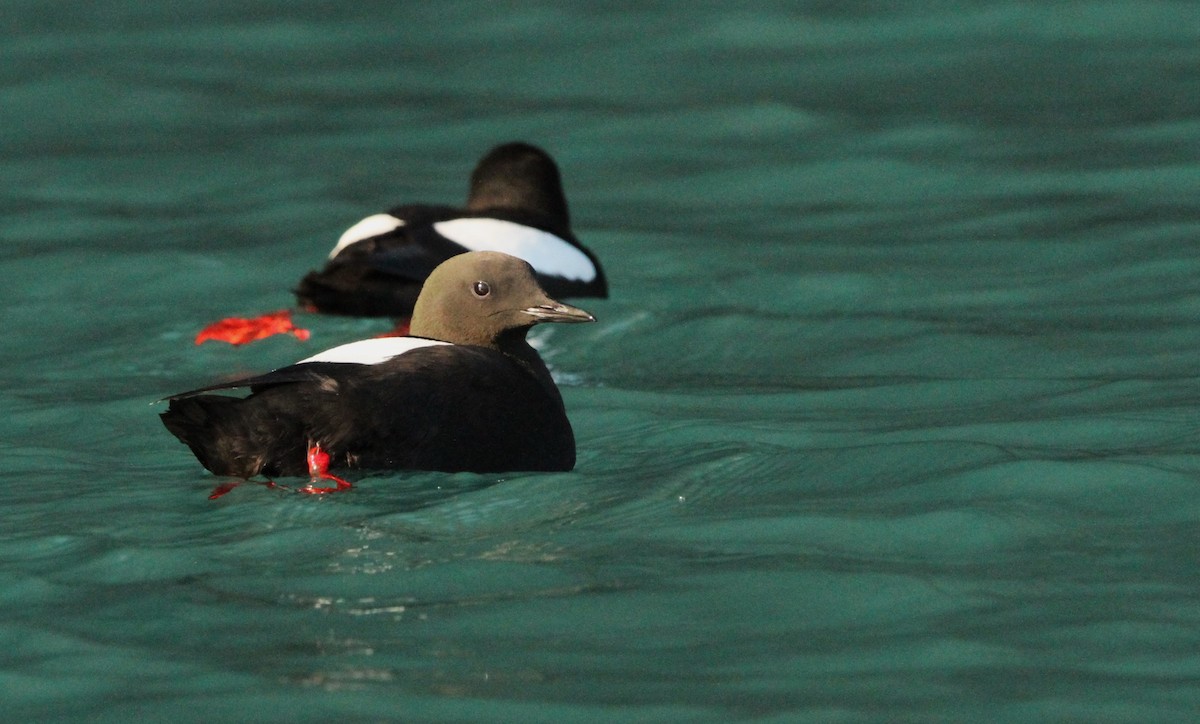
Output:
[
  {"xmin": 204, "ymin": 446, "xmax": 349, "ymax": 498},
  {"xmin": 208, "ymin": 479, "xmax": 280, "ymax": 500},
  {"xmin": 195, "ymin": 310, "xmax": 311, "ymax": 346},
  {"xmin": 208, "ymin": 481, "xmax": 241, "ymax": 499},
  {"xmin": 299, "ymin": 444, "xmax": 353, "ymax": 494}
]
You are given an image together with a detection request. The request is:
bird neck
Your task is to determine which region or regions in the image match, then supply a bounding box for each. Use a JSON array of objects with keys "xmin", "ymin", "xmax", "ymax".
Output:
[{"xmin": 495, "ymin": 328, "xmax": 564, "ymax": 407}]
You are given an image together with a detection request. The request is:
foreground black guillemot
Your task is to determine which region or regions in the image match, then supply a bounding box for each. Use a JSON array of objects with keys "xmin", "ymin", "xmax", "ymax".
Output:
[
  {"xmin": 162, "ymin": 251, "xmax": 595, "ymax": 494},
  {"xmin": 294, "ymin": 141, "xmax": 608, "ymax": 318}
]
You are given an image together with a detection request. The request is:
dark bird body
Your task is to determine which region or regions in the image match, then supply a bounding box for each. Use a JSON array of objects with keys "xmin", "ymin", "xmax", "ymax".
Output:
[
  {"xmin": 162, "ymin": 252, "xmax": 595, "ymax": 478},
  {"xmin": 295, "ymin": 142, "xmax": 607, "ymax": 317}
]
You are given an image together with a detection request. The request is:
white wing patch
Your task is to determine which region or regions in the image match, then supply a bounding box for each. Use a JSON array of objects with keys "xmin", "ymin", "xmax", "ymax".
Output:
[
  {"xmin": 329, "ymin": 213, "xmax": 406, "ymax": 259},
  {"xmin": 432, "ymin": 218, "xmax": 596, "ymax": 282},
  {"xmin": 298, "ymin": 337, "xmax": 450, "ymax": 366}
]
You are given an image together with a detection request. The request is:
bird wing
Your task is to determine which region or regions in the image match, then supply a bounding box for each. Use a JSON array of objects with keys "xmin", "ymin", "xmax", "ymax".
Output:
[
  {"xmin": 362, "ymin": 224, "xmax": 469, "ymax": 281},
  {"xmin": 305, "ymin": 345, "xmax": 570, "ymax": 472},
  {"xmin": 161, "ymin": 362, "xmax": 358, "ymax": 400}
]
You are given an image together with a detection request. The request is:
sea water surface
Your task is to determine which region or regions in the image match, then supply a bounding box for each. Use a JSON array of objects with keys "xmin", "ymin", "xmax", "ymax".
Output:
[{"xmin": 4, "ymin": 2, "xmax": 1200, "ymax": 721}]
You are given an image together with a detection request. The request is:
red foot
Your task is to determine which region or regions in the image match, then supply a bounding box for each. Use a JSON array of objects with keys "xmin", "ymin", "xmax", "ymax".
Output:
[
  {"xmin": 299, "ymin": 443, "xmax": 353, "ymax": 494},
  {"xmin": 204, "ymin": 446, "xmax": 349, "ymax": 499},
  {"xmin": 195, "ymin": 310, "xmax": 311, "ymax": 346},
  {"xmin": 208, "ymin": 481, "xmax": 240, "ymax": 499},
  {"xmin": 373, "ymin": 318, "xmax": 411, "ymax": 338},
  {"xmin": 208, "ymin": 479, "xmax": 281, "ymax": 499}
]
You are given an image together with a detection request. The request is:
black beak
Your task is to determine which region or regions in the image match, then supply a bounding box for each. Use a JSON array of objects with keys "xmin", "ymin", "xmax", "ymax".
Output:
[{"xmin": 523, "ymin": 301, "xmax": 595, "ymax": 324}]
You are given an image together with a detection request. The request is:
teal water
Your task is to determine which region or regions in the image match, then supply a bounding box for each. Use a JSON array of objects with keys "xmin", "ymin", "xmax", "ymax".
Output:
[{"xmin": 5, "ymin": 2, "xmax": 1200, "ymax": 720}]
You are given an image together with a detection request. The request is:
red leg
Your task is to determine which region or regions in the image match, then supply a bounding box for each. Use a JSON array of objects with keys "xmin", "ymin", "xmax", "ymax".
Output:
[
  {"xmin": 208, "ymin": 478, "xmax": 282, "ymax": 499},
  {"xmin": 208, "ymin": 481, "xmax": 241, "ymax": 499},
  {"xmin": 299, "ymin": 443, "xmax": 353, "ymax": 494},
  {"xmin": 205, "ymin": 446, "xmax": 349, "ymax": 499}
]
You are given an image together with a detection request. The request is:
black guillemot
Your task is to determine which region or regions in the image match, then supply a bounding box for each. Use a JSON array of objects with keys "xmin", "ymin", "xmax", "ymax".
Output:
[
  {"xmin": 162, "ymin": 251, "xmax": 595, "ymax": 494},
  {"xmin": 294, "ymin": 141, "xmax": 608, "ymax": 319}
]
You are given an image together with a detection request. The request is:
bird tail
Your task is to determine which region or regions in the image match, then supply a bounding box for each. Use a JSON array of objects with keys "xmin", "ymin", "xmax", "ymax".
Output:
[{"xmin": 160, "ymin": 395, "xmax": 267, "ymax": 478}]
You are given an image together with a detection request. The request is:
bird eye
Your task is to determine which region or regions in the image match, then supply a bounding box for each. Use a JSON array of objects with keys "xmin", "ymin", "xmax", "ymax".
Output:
[{"xmin": 472, "ymin": 280, "xmax": 491, "ymax": 297}]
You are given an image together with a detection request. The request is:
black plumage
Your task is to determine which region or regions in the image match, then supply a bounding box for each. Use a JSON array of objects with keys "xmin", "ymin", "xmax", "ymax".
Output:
[
  {"xmin": 162, "ymin": 251, "xmax": 595, "ymax": 478},
  {"xmin": 295, "ymin": 142, "xmax": 608, "ymax": 317}
]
